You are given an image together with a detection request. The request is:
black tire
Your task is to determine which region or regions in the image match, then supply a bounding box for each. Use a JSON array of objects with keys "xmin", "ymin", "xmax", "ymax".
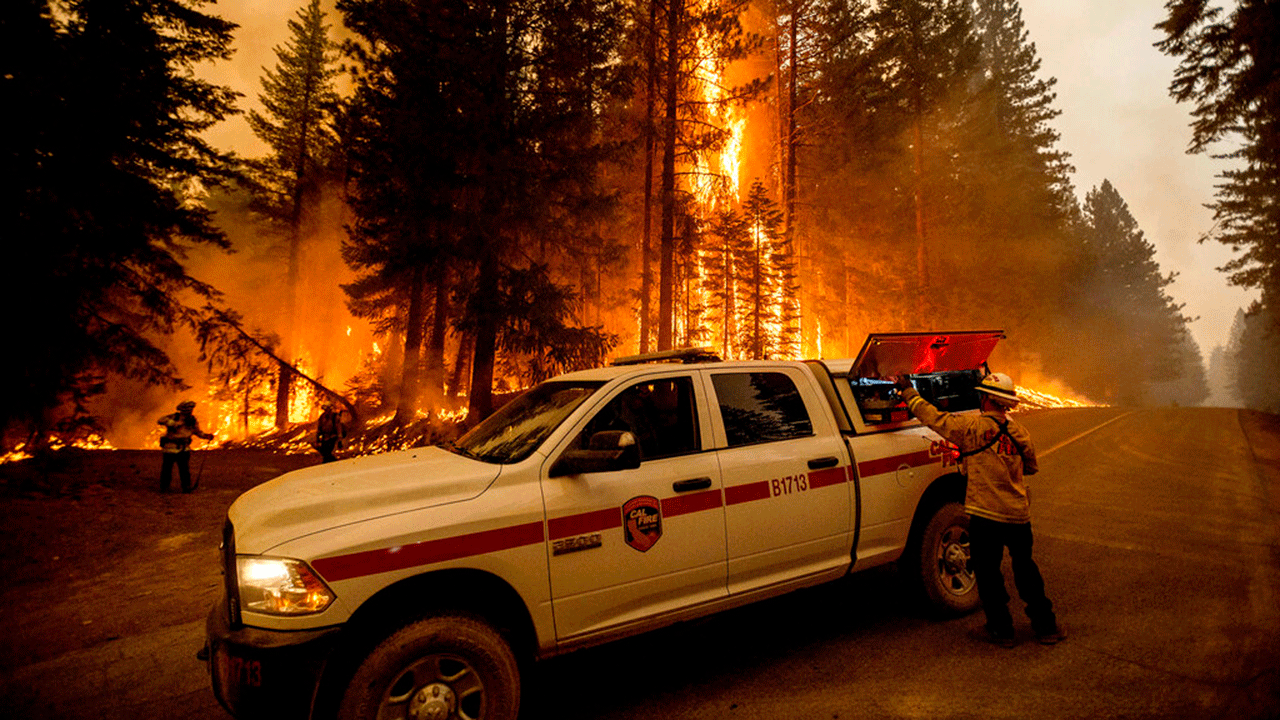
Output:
[
  {"xmin": 914, "ymin": 502, "xmax": 981, "ymax": 617},
  {"xmin": 337, "ymin": 614, "xmax": 520, "ymax": 720}
]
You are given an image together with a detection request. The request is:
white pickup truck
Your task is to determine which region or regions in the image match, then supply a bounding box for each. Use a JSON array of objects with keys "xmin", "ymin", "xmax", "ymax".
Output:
[{"xmin": 206, "ymin": 331, "xmax": 1005, "ymax": 720}]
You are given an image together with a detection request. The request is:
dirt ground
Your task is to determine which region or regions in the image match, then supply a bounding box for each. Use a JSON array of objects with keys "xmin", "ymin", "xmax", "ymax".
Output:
[{"xmin": 0, "ymin": 448, "xmax": 316, "ymax": 675}]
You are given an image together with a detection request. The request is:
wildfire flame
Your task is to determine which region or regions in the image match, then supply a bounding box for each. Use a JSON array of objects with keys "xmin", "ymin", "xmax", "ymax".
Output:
[
  {"xmin": 0, "ymin": 433, "xmax": 117, "ymax": 465},
  {"xmin": 1013, "ymin": 385, "xmax": 1102, "ymax": 411}
]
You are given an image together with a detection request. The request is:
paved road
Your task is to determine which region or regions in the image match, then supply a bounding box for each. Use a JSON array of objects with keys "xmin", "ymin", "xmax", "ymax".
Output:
[{"xmin": 3, "ymin": 407, "xmax": 1277, "ymax": 720}]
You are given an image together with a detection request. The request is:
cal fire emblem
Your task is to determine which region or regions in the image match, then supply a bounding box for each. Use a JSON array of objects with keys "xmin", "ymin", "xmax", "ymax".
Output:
[{"xmin": 622, "ymin": 495, "xmax": 663, "ymax": 552}]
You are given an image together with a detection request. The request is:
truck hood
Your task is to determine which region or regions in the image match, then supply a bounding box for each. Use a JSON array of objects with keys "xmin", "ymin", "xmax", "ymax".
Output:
[
  {"xmin": 850, "ymin": 330, "xmax": 1004, "ymax": 378},
  {"xmin": 228, "ymin": 446, "xmax": 502, "ymax": 554}
]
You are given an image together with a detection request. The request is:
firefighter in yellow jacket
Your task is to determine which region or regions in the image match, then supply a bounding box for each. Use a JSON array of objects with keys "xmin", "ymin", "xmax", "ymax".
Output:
[
  {"xmin": 896, "ymin": 372, "xmax": 1064, "ymax": 647},
  {"xmin": 158, "ymin": 401, "xmax": 214, "ymax": 493}
]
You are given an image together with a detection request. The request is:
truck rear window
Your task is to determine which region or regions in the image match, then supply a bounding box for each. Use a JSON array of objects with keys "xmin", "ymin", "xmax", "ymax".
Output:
[{"xmin": 711, "ymin": 372, "xmax": 813, "ymax": 447}]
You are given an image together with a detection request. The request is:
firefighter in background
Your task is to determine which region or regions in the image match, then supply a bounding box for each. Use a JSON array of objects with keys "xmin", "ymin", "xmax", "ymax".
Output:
[
  {"xmin": 894, "ymin": 372, "xmax": 1065, "ymax": 647},
  {"xmin": 315, "ymin": 402, "xmax": 346, "ymax": 463},
  {"xmin": 158, "ymin": 400, "xmax": 214, "ymax": 493}
]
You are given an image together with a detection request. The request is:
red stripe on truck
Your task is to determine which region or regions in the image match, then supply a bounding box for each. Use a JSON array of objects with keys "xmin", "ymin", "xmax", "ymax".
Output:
[
  {"xmin": 312, "ymin": 521, "xmax": 545, "ymax": 582},
  {"xmin": 548, "ymin": 508, "xmax": 621, "ymax": 540},
  {"xmin": 807, "ymin": 465, "xmax": 850, "ymax": 489},
  {"xmin": 856, "ymin": 450, "xmax": 936, "ymax": 478},
  {"xmin": 661, "ymin": 488, "xmax": 724, "ymax": 517},
  {"xmin": 724, "ymin": 481, "xmax": 771, "ymax": 506}
]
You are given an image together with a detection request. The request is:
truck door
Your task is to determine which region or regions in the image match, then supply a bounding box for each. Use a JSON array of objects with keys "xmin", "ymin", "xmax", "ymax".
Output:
[
  {"xmin": 541, "ymin": 371, "xmax": 727, "ymax": 642},
  {"xmin": 704, "ymin": 366, "xmax": 853, "ymax": 596},
  {"xmin": 847, "ymin": 425, "xmax": 951, "ymax": 566}
]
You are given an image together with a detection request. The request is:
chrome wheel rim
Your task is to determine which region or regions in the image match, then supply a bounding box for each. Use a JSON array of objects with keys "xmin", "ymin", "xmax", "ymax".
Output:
[
  {"xmin": 382, "ymin": 653, "xmax": 486, "ymax": 720},
  {"xmin": 935, "ymin": 523, "xmax": 976, "ymax": 597}
]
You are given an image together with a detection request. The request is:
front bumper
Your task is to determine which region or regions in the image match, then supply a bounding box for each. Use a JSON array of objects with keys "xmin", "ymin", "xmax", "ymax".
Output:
[{"xmin": 206, "ymin": 599, "xmax": 342, "ymax": 720}]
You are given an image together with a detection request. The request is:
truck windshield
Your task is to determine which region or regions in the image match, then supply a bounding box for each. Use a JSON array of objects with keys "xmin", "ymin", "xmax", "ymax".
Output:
[{"xmin": 451, "ymin": 381, "xmax": 605, "ymax": 464}]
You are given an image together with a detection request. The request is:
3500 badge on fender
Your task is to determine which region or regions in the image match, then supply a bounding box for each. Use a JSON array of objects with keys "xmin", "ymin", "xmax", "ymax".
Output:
[{"xmin": 622, "ymin": 495, "xmax": 662, "ymax": 552}]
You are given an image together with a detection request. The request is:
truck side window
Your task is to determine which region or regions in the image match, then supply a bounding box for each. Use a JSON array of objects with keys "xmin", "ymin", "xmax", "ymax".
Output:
[
  {"xmin": 575, "ymin": 377, "xmax": 699, "ymax": 461},
  {"xmin": 711, "ymin": 372, "xmax": 814, "ymax": 447}
]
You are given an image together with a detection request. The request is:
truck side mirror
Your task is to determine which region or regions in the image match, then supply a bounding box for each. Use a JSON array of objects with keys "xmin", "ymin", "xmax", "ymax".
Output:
[{"xmin": 549, "ymin": 430, "xmax": 641, "ymax": 477}]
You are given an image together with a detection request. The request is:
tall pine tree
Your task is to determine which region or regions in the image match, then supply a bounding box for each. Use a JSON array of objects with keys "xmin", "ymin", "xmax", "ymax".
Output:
[
  {"xmin": 951, "ymin": 0, "xmax": 1078, "ymax": 354},
  {"xmin": 1067, "ymin": 181, "xmax": 1191, "ymax": 404},
  {"xmin": 1158, "ymin": 0, "xmax": 1280, "ymax": 411},
  {"xmin": 867, "ymin": 0, "xmax": 979, "ymax": 322},
  {"xmin": 339, "ymin": 0, "xmax": 628, "ymax": 421},
  {"xmin": 737, "ymin": 180, "xmax": 787, "ymax": 359},
  {"xmin": 247, "ymin": 0, "xmax": 342, "ymax": 429},
  {"xmin": 653, "ymin": 0, "xmax": 766, "ymax": 350}
]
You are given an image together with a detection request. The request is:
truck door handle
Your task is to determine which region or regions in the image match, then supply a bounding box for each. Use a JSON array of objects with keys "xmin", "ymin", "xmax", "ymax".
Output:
[
  {"xmin": 672, "ymin": 477, "xmax": 712, "ymax": 492},
  {"xmin": 808, "ymin": 456, "xmax": 839, "ymax": 470}
]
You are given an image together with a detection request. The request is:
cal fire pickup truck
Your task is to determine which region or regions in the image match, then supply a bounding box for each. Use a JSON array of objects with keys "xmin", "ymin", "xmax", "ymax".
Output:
[{"xmin": 207, "ymin": 331, "xmax": 1005, "ymax": 720}]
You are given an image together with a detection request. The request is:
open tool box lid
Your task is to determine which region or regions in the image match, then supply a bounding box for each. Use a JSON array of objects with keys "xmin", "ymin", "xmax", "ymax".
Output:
[{"xmin": 818, "ymin": 331, "xmax": 1005, "ymax": 433}]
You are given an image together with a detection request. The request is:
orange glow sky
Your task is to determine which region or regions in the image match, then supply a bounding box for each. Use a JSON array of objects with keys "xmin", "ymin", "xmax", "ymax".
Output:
[{"xmin": 200, "ymin": 0, "xmax": 1258, "ymax": 361}]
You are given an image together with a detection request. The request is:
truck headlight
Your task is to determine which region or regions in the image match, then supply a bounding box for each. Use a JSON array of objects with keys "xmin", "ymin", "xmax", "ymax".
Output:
[{"xmin": 237, "ymin": 556, "xmax": 335, "ymax": 615}]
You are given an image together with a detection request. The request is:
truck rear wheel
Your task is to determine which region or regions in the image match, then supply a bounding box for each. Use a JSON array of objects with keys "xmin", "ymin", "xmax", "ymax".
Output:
[
  {"xmin": 337, "ymin": 614, "xmax": 520, "ymax": 720},
  {"xmin": 915, "ymin": 502, "xmax": 980, "ymax": 617}
]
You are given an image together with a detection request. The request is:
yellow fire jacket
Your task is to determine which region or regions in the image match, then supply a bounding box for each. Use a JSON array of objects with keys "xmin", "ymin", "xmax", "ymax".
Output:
[
  {"xmin": 158, "ymin": 412, "xmax": 210, "ymax": 453},
  {"xmin": 900, "ymin": 387, "xmax": 1039, "ymax": 523}
]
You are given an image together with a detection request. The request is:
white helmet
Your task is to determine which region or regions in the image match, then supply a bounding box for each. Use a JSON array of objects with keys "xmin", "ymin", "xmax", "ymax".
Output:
[{"xmin": 976, "ymin": 373, "xmax": 1018, "ymax": 407}]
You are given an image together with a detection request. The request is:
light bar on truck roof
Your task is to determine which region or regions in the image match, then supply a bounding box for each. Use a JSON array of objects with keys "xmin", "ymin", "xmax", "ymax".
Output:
[{"xmin": 611, "ymin": 347, "xmax": 723, "ymax": 366}]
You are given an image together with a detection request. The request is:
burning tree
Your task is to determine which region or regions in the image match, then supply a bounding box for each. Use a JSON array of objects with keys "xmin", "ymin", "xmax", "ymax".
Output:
[
  {"xmin": 197, "ymin": 314, "xmax": 281, "ymax": 437},
  {"xmin": 645, "ymin": 0, "xmax": 768, "ymax": 351},
  {"xmin": 245, "ymin": 0, "xmax": 344, "ymax": 431},
  {"xmin": 736, "ymin": 180, "xmax": 795, "ymax": 359},
  {"xmin": 194, "ymin": 307, "xmax": 359, "ymax": 438},
  {"xmin": 704, "ymin": 208, "xmax": 748, "ymax": 359}
]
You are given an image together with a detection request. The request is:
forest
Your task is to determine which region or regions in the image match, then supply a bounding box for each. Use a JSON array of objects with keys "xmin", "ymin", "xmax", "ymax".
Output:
[{"xmin": 4, "ymin": 0, "xmax": 1279, "ymax": 453}]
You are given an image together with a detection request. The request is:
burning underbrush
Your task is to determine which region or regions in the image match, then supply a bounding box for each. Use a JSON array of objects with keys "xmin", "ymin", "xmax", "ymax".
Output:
[{"xmin": 216, "ymin": 409, "xmax": 472, "ymax": 459}]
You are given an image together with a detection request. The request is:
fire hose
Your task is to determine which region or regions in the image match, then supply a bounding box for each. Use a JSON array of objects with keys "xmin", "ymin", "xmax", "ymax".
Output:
[{"xmin": 193, "ymin": 438, "xmax": 209, "ymax": 491}]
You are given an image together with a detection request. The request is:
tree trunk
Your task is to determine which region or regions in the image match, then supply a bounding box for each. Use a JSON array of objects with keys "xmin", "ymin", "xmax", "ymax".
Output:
[
  {"xmin": 394, "ymin": 264, "xmax": 426, "ymax": 426},
  {"xmin": 747, "ymin": 229, "xmax": 757, "ymax": 356},
  {"xmin": 424, "ymin": 277, "xmax": 448, "ymax": 410},
  {"xmin": 448, "ymin": 331, "xmax": 472, "ymax": 402},
  {"xmin": 785, "ymin": 2, "xmax": 812, "ymax": 358},
  {"xmin": 468, "ymin": 255, "xmax": 500, "ymax": 421},
  {"xmin": 275, "ymin": 111, "xmax": 312, "ymax": 429},
  {"xmin": 274, "ymin": 364, "xmax": 292, "ymax": 428},
  {"xmin": 639, "ymin": 0, "xmax": 659, "ymax": 354},
  {"xmin": 784, "ymin": 4, "xmax": 798, "ymax": 231},
  {"xmin": 657, "ymin": 0, "xmax": 682, "ymax": 351},
  {"xmin": 274, "ymin": 190, "xmax": 304, "ymax": 430}
]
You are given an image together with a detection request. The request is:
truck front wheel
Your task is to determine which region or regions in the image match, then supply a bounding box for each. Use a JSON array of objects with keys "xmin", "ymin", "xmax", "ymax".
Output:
[
  {"xmin": 337, "ymin": 614, "xmax": 520, "ymax": 720},
  {"xmin": 915, "ymin": 502, "xmax": 980, "ymax": 617}
]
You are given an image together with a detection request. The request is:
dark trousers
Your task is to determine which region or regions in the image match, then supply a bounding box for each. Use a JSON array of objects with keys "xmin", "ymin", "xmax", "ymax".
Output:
[
  {"xmin": 161, "ymin": 451, "xmax": 192, "ymax": 492},
  {"xmin": 318, "ymin": 438, "xmax": 338, "ymax": 463},
  {"xmin": 968, "ymin": 514, "xmax": 1057, "ymax": 636}
]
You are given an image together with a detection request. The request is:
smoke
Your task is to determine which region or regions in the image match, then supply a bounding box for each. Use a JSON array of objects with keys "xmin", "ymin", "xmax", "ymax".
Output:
[{"xmin": 90, "ymin": 185, "xmax": 375, "ymax": 449}]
